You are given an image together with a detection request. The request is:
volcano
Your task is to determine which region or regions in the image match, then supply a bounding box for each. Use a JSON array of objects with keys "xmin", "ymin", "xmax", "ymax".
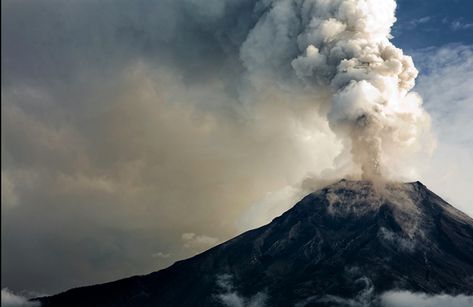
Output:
[{"xmin": 34, "ymin": 180, "xmax": 473, "ymax": 306}]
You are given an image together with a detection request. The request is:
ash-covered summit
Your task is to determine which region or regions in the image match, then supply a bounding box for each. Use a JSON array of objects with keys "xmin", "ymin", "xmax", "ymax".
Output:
[{"xmin": 35, "ymin": 180, "xmax": 473, "ymax": 306}]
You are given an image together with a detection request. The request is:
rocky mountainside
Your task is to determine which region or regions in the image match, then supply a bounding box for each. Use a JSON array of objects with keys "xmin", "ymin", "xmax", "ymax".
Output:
[{"xmin": 34, "ymin": 180, "xmax": 473, "ymax": 306}]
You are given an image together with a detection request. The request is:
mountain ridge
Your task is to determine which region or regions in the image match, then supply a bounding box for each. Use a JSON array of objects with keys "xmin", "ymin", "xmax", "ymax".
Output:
[{"xmin": 34, "ymin": 180, "xmax": 473, "ymax": 306}]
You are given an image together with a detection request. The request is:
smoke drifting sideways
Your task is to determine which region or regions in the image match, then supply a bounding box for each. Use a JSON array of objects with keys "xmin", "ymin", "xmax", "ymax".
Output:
[{"xmin": 3, "ymin": 0, "xmax": 432, "ymax": 184}]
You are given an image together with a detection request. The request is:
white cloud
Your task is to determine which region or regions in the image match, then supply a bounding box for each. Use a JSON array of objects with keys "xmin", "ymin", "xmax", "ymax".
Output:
[
  {"xmin": 296, "ymin": 276, "xmax": 375, "ymax": 307},
  {"xmin": 441, "ymin": 17, "xmax": 473, "ymax": 31},
  {"xmin": 215, "ymin": 274, "xmax": 267, "ymax": 307},
  {"xmin": 151, "ymin": 252, "xmax": 171, "ymax": 259},
  {"xmin": 182, "ymin": 233, "xmax": 219, "ymax": 250},
  {"xmin": 413, "ymin": 44, "xmax": 473, "ymax": 216},
  {"xmin": 381, "ymin": 291, "xmax": 473, "ymax": 307},
  {"xmin": 1, "ymin": 289, "xmax": 39, "ymax": 307},
  {"xmin": 451, "ymin": 20, "xmax": 473, "ymax": 31},
  {"xmin": 296, "ymin": 289, "xmax": 473, "ymax": 307},
  {"xmin": 401, "ymin": 16, "xmax": 432, "ymax": 30}
]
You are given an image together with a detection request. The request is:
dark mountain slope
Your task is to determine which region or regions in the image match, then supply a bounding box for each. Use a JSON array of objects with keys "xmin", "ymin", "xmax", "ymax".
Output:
[{"xmin": 35, "ymin": 180, "xmax": 473, "ymax": 306}]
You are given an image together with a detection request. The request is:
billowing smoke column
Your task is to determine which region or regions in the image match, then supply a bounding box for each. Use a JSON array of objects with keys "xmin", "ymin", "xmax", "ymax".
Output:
[
  {"xmin": 291, "ymin": 0, "xmax": 427, "ymax": 179},
  {"xmin": 241, "ymin": 0, "xmax": 430, "ymax": 180}
]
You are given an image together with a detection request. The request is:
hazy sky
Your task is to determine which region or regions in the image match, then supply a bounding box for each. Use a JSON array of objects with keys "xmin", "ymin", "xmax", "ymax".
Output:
[{"xmin": 2, "ymin": 0, "xmax": 472, "ymax": 296}]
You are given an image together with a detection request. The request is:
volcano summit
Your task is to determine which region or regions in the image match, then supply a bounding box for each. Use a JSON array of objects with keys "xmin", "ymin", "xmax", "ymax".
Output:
[{"xmin": 35, "ymin": 180, "xmax": 473, "ymax": 306}]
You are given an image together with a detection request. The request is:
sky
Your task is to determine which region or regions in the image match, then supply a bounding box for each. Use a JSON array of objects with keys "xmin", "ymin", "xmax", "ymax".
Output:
[{"xmin": 1, "ymin": 0, "xmax": 473, "ymax": 298}]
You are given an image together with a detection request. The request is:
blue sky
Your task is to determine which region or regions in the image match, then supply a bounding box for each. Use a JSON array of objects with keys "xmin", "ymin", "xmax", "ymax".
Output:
[
  {"xmin": 394, "ymin": 0, "xmax": 473, "ymax": 49},
  {"xmin": 391, "ymin": 0, "xmax": 473, "ymax": 214}
]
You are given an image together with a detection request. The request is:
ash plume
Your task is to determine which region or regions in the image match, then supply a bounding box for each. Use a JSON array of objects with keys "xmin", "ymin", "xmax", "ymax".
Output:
[{"xmin": 278, "ymin": 0, "xmax": 431, "ymax": 179}]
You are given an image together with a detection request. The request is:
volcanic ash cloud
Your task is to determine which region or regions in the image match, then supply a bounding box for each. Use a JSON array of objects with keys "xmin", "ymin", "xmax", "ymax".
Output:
[
  {"xmin": 243, "ymin": 0, "xmax": 431, "ymax": 180},
  {"xmin": 291, "ymin": 0, "xmax": 431, "ymax": 179}
]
